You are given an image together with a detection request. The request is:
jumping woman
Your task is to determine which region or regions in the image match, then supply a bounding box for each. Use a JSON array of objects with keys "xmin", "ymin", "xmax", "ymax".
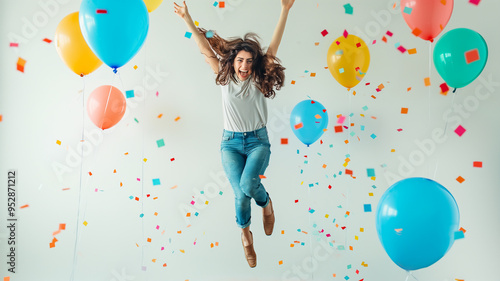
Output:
[{"xmin": 174, "ymin": 0, "xmax": 294, "ymax": 267}]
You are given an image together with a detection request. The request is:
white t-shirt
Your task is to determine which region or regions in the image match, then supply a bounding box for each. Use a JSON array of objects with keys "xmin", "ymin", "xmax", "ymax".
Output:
[{"xmin": 221, "ymin": 77, "xmax": 268, "ymax": 132}]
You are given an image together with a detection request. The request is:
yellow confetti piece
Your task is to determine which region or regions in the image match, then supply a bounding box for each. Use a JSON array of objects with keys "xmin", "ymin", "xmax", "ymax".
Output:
[
  {"xmin": 360, "ymin": 228, "xmax": 364, "ymax": 232},
  {"xmin": 83, "ymin": 221, "xmax": 88, "ymax": 226},
  {"xmin": 368, "ymin": 192, "xmax": 374, "ymax": 196},
  {"xmin": 391, "ymin": 149, "xmax": 396, "ymax": 152},
  {"xmin": 205, "ymin": 201, "xmax": 209, "ymax": 205},
  {"xmin": 194, "ymin": 21, "xmax": 199, "ymax": 26},
  {"xmin": 180, "ymin": 249, "xmax": 185, "ymax": 253},
  {"xmin": 143, "ymin": 158, "xmax": 147, "ymax": 162},
  {"xmin": 56, "ymin": 140, "xmax": 61, "ymax": 145},
  {"xmin": 325, "ymin": 214, "xmax": 329, "ymax": 218},
  {"xmin": 152, "ymin": 259, "xmax": 156, "ymax": 262},
  {"xmin": 371, "ymin": 177, "xmax": 376, "ymax": 181},
  {"xmin": 134, "ymin": 65, "xmax": 138, "ymax": 70}
]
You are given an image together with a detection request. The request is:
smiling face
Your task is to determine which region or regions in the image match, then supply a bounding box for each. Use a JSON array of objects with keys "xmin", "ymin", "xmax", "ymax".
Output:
[{"xmin": 233, "ymin": 50, "xmax": 253, "ymax": 81}]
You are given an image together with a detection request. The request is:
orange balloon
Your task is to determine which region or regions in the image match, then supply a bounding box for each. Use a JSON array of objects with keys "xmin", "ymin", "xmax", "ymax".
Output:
[
  {"xmin": 400, "ymin": 0, "xmax": 454, "ymax": 41},
  {"xmin": 87, "ymin": 86, "xmax": 126, "ymax": 130},
  {"xmin": 55, "ymin": 12, "xmax": 102, "ymax": 76}
]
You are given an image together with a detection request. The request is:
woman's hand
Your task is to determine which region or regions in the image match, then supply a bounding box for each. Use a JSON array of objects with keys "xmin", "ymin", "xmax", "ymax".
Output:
[
  {"xmin": 281, "ymin": 0, "xmax": 295, "ymax": 11},
  {"xmin": 174, "ymin": 1, "xmax": 189, "ymax": 19}
]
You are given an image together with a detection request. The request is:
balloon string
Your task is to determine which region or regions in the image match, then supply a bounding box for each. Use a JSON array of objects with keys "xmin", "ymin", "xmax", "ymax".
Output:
[
  {"xmin": 100, "ymin": 73, "xmax": 117, "ymax": 129},
  {"xmin": 306, "ymin": 144, "xmax": 314, "ymax": 281},
  {"xmin": 405, "ymin": 270, "xmax": 419, "ymax": 281},
  {"xmin": 433, "ymin": 89, "xmax": 457, "ymax": 179},
  {"xmin": 70, "ymin": 75, "xmax": 87, "ymax": 281}
]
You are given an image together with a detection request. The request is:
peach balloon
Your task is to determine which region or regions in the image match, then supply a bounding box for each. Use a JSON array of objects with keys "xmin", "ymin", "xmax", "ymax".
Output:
[
  {"xmin": 87, "ymin": 85, "xmax": 126, "ymax": 130},
  {"xmin": 400, "ymin": 0, "xmax": 454, "ymax": 41}
]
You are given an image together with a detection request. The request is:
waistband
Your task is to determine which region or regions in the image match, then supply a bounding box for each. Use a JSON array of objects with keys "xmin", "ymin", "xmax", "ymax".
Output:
[{"xmin": 223, "ymin": 126, "xmax": 267, "ymax": 137}]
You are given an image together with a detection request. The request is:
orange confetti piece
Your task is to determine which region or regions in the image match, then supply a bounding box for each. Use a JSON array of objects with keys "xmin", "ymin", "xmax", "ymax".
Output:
[
  {"xmin": 0, "ymin": 115, "xmax": 2, "ymax": 122},
  {"xmin": 349, "ymin": 246, "xmax": 353, "ymax": 250},
  {"xmin": 4, "ymin": 277, "xmax": 11, "ymax": 281},
  {"xmin": 163, "ymin": 263, "xmax": 167, "ymax": 267},
  {"xmin": 158, "ymin": 114, "xmax": 163, "ymax": 118},
  {"xmin": 259, "ymin": 175, "xmax": 266, "ymax": 179},
  {"xmin": 147, "ymin": 238, "xmax": 152, "ymax": 242},
  {"xmin": 170, "ymin": 185, "xmax": 178, "ymax": 189},
  {"xmin": 124, "ymin": 152, "xmax": 129, "ymax": 155},
  {"xmin": 412, "ymin": 28, "xmax": 422, "ymax": 36},
  {"xmin": 314, "ymin": 42, "xmax": 319, "ymax": 46},
  {"xmin": 310, "ymin": 73, "xmax": 316, "ymax": 77},
  {"xmin": 281, "ymin": 230, "xmax": 285, "ymax": 234},
  {"xmin": 378, "ymin": 84, "xmax": 385, "ymax": 90},
  {"xmin": 407, "ymin": 87, "xmax": 412, "ymax": 92},
  {"xmin": 294, "ymin": 122, "xmax": 303, "ymax": 130},
  {"xmin": 120, "ymin": 182, "xmax": 123, "ymax": 187},
  {"xmin": 88, "ymin": 172, "xmax": 92, "ymax": 176},
  {"xmin": 219, "ymin": 1, "xmax": 225, "ymax": 8},
  {"xmin": 401, "ymin": 108, "xmax": 408, "ymax": 114},
  {"xmin": 408, "ymin": 48, "xmax": 417, "ymax": 54},
  {"xmin": 175, "ymin": 116, "xmax": 181, "ymax": 121},
  {"xmin": 20, "ymin": 204, "xmax": 29, "ymax": 209},
  {"xmin": 424, "ymin": 77, "xmax": 431, "ymax": 86},
  {"xmin": 113, "ymin": 169, "xmax": 117, "ymax": 173},
  {"xmin": 280, "ymin": 138, "xmax": 288, "ymax": 144},
  {"xmin": 279, "ymin": 260, "xmax": 283, "ymax": 265},
  {"xmin": 459, "ymin": 227, "xmax": 466, "ymax": 233},
  {"xmin": 456, "ymin": 176, "xmax": 465, "ymax": 183},
  {"xmin": 180, "ymin": 249, "xmax": 185, "ymax": 253},
  {"xmin": 315, "ymin": 114, "xmax": 322, "ymax": 119},
  {"xmin": 291, "ymin": 80, "xmax": 296, "ymax": 84},
  {"xmin": 177, "ymin": 230, "xmax": 182, "ymax": 234},
  {"xmin": 322, "ymin": 164, "xmax": 327, "ymax": 168},
  {"xmin": 152, "ymin": 259, "xmax": 156, "ymax": 262},
  {"xmin": 186, "ymin": 213, "xmax": 191, "ymax": 217},
  {"xmin": 17, "ymin": 57, "xmax": 26, "ymax": 72}
]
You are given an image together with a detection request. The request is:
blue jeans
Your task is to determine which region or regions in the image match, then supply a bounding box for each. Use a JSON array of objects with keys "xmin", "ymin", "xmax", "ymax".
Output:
[{"xmin": 220, "ymin": 126, "xmax": 271, "ymax": 228}]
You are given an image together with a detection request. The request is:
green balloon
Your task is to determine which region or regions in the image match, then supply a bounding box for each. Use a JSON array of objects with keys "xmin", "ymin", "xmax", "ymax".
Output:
[{"xmin": 433, "ymin": 28, "xmax": 488, "ymax": 89}]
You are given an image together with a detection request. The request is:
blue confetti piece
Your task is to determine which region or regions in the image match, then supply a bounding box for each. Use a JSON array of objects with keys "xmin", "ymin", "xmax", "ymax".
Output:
[
  {"xmin": 297, "ymin": 229, "xmax": 301, "ymax": 232},
  {"xmin": 309, "ymin": 209, "xmax": 315, "ymax": 214},
  {"xmin": 152, "ymin": 178, "xmax": 161, "ymax": 186},
  {"xmin": 219, "ymin": 191, "xmax": 223, "ymax": 195},
  {"xmin": 301, "ymin": 242, "xmax": 305, "ymax": 246},
  {"xmin": 200, "ymin": 191, "xmax": 204, "ymax": 194},
  {"xmin": 313, "ymin": 223, "xmax": 317, "ymax": 228},
  {"xmin": 309, "ymin": 183, "xmax": 314, "ymax": 187},
  {"xmin": 370, "ymin": 133, "xmax": 377, "ymax": 139},
  {"xmin": 140, "ymin": 213, "xmax": 144, "ymax": 218},
  {"xmin": 347, "ymin": 264, "xmax": 352, "ymax": 269},
  {"xmin": 339, "ymin": 68, "xmax": 345, "ymax": 74},
  {"xmin": 337, "ymin": 245, "xmax": 345, "ymax": 250},
  {"xmin": 349, "ymin": 113, "xmax": 354, "ymax": 117},
  {"xmin": 372, "ymin": 185, "xmax": 377, "ymax": 189},
  {"xmin": 185, "ymin": 31, "xmax": 192, "ymax": 39},
  {"xmin": 205, "ymin": 30, "xmax": 214, "ymax": 38},
  {"xmin": 364, "ymin": 204, "xmax": 372, "ymax": 212},
  {"xmin": 395, "ymin": 42, "xmax": 400, "ymax": 48},
  {"xmin": 157, "ymin": 139, "xmax": 165, "ymax": 148},
  {"xmin": 344, "ymin": 276, "xmax": 350, "ymax": 280},
  {"xmin": 129, "ymin": 196, "xmax": 134, "ymax": 199},
  {"xmin": 195, "ymin": 212, "xmax": 199, "ymax": 216},
  {"xmin": 367, "ymin": 168, "xmax": 375, "ymax": 177},
  {"xmin": 343, "ymin": 3, "xmax": 353, "ymax": 14},
  {"xmin": 360, "ymin": 125, "xmax": 365, "ymax": 131},
  {"xmin": 126, "ymin": 90, "xmax": 134, "ymax": 98},
  {"xmin": 213, "ymin": 1, "xmax": 218, "ymax": 7},
  {"xmin": 403, "ymin": 6, "xmax": 412, "ymax": 14},
  {"xmin": 454, "ymin": 231, "xmax": 465, "ymax": 240},
  {"xmin": 362, "ymin": 105, "xmax": 368, "ymax": 111},
  {"xmin": 350, "ymin": 131, "xmax": 355, "ymax": 136}
]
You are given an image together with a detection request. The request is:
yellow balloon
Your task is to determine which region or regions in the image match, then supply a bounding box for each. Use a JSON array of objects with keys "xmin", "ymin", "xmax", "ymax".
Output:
[
  {"xmin": 326, "ymin": 34, "xmax": 370, "ymax": 89},
  {"xmin": 55, "ymin": 12, "xmax": 102, "ymax": 76},
  {"xmin": 144, "ymin": 0, "xmax": 163, "ymax": 12}
]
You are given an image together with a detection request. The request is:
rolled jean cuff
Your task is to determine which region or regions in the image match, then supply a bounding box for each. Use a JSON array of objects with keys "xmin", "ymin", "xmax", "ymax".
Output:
[
  {"xmin": 257, "ymin": 192, "xmax": 270, "ymax": 208},
  {"xmin": 237, "ymin": 219, "xmax": 251, "ymax": 229}
]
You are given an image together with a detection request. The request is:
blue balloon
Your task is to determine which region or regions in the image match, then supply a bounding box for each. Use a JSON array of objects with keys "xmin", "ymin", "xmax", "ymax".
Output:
[
  {"xmin": 290, "ymin": 100, "xmax": 328, "ymax": 146},
  {"xmin": 79, "ymin": 0, "xmax": 149, "ymax": 72},
  {"xmin": 375, "ymin": 177, "xmax": 460, "ymax": 271},
  {"xmin": 433, "ymin": 28, "xmax": 488, "ymax": 89}
]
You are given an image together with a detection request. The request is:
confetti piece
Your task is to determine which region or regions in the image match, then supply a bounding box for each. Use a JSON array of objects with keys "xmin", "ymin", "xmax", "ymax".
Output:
[
  {"xmin": 185, "ymin": 32, "xmax": 192, "ymax": 39},
  {"xmin": 88, "ymin": 172, "xmax": 92, "ymax": 176},
  {"xmin": 170, "ymin": 185, "xmax": 178, "ymax": 189},
  {"xmin": 83, "ymin": 221, "xmax": 88, "ymax": 226},
  {"xmin": 279, "ymin": 260, "xmax": 284, "ymax": 265},
  {"xmin": 473, "ymin": 161, "xmax": 482, "ymax": 168},
  {"xmin": 456, "ymin": 176, "xmax": 465, "ymax": 183},
  {"xmin": 213, "ymin": 1, "xmax": 218, "ymax": 7},
  {"xmin": 339, "ymin": 68, "xmax": 344, "ymax": 74},
  {"xmin": 408, "ymin": 48, "xmax": 417, "ymax": 55},
  {"xmin": 259, "ymin": 175, "xmax": 266, "ymax": 179},
  {"xmin": 424, "ymin": 77, "xmax": 431, "ymax": 86},
  {"xmin": 291, "ymin": 80, "xmax": 296, "ymax": 84},
  {"xmin": 126, "ymin": 90, "xmax": 135, "ymax": 98},
  {"xmin": 153, "ymin": 178, "xmax": 161, "ymax": 186},
  {"xmin": 370, "ymin": 134, "xmax": 377, "ymax": 139},
  {"xmin": 356, "ymin": 42, "xmax": 361, "ymax": 48},
  {"xmin": 454, "ymin": 125, "xmax": 466, "ymax": 137},
  {"xmin": 206, "ymin": 30, "xmax": 214, "ymax": 38},
  {"xmin": 294, "ymin": 123, "xmax": 303, "ymax": 130},
  {"xmin": 403, "ymin": 6, "xmax": 412, "ymax": 14},
  {"xmin": 343, "ymin": 3, "xmax": 353, "ymax": 14},
  {"xmin": 219, "ymin": 1, "xmax": 225, "ymax": 8},
  {"xmin": 397, "ymin": 46, "xmax": 407, "ymax": 53},
  {"xmin": 96, "ymin": 9, "xmax": 107, "ymax": 13},
  {"xmin": 310, "ymin": 73, "xmax": 316, "ymax": 77},
  {"xmin": 465, "ymin": 49, "xmax": 479, "ymax": 64},
  {"xmin": 401, "ymin": 108, "xmax": 408, "ymax": 114},
  {"xmin": 157, "ymin": 139, "xmax": 165, "ymax": 147},
  {"xmin": 175, "ymin": 116, "xmax": 181, "ymax": 121},
  {"xmin": 17, "ymin": 57, "xmax": 26, "ymax": 72},
  {"xmin": 364, "ymin": 204, "xmax": 372, "ymax": 212},
  {"xmin": 337, "ymin": 115, "xmax": 346, "ymax": 124},
  {"xmin": 20, "ymin": 204, "xmax": 29, "ymax": 209},
  {"xmin": 10, "ymin": 42, "xmax": 18, "ymax": 47},
  {"xmin": 469, "ymin": 0, "xmax": 480, "ymax": 5},
  {"xmin": 343, "ymin": 30, "xmax": 348, "ymax": 38},
  {"xmin": 440, "ymin": 83, "xmax": 450, "ymax": 95},
  {"xmin": 334, "ymin": 126, "xmax": 343, "ymax": 133},
  {"xmin": 43, "ymin": 38, "xmax": 52, "ymax": 43},
  {"xmin": 412, "ymin": 28, "xmax": 422, "ymax": 36},
  {"xmin": 56, "ymin": 140, "xmax": 62, "ymax": 145},
  {"xmin": 454, "ymin": 230, "xmax": 465, "ymax": 239},
  {"xmin": 366, "ymin": 168, "xmax": 375, "ymax": 177},
  {"xmin": 281, "ymin": 138, "xmax": 288, "ymax": 144}
]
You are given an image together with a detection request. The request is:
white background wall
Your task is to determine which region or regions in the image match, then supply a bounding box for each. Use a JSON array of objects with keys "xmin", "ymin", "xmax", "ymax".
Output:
[{"xmin": 1, "ymin": 0, "xmax": 500, "ymax": 280}]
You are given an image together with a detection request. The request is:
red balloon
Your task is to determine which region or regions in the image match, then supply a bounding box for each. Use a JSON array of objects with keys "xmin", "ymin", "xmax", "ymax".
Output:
[
  {"xmin": 87, "ymin": 85, "xmax": 126, "ymax": 130},
  {"xmin": 400, "ymin": 0, "xmax": 454, "ymax": 41}
]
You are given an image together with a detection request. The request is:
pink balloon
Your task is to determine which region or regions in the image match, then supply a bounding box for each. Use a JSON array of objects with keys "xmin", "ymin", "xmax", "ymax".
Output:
[
  {"xmin": 400, "ymin": 0, "xmax": 454, "ymax": 41},
  {"xmin": 87, "ymin": 85, "xmax": 126, "ymax": 130}
]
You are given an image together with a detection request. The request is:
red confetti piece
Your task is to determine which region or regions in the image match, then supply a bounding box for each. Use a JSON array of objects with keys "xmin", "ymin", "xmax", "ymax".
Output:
[
  {"xmin": 96, "ymin": 9, "xmax": 107, "ymax": 13},
  {"xmin": 454, "ymin": 125, "xmax": 466, "ymax": 137},
  {"xmin": 10, "ymin": 42, "xmax": 19, "ymax": 47},
  {"xmin": 397, "ymin": 46, "xmax": 407, "ymax": 53},
  {"xmin": 465, "ymin": 49, "xmax": 479, "ymax": 64},
  {"xmin": 386, "ymin": 31, "xmax": 393, "ymax": 37},
  {"xmin": 334, "ymin": 125, "xmax": 343, "ymax": 133},
  {"xmin": 43, "ymin": 38, "xmax": 52, "ymax": 43},
  {"xmin": 259, "ymin": 175, "xmax": 266, "ymax": 179},
  {"xmin": 281, "ymin": 138, "xmax": 288, "ymax": 144},
  {"xmin": 473, "ymin": 161, "xmax": 482, "ymax": 168},
  {"xmin": 321, "ymin": 29, "xmax": 328, "ymax": 37},
  {"xmin": 343, "ymin": 30, "xmax": 348, "ymax": 38},
  {"xmin": 440, "ymin": 83, "xmax": 449, "ymax": 94}
]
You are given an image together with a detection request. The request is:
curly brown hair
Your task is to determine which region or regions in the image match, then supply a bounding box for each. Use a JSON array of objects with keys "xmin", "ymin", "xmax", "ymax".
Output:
[{"xmin": 198, "ymin": 28, "xmax": 285, "ymax": 99}]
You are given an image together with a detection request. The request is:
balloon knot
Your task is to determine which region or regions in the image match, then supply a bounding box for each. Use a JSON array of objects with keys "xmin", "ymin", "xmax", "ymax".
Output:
[
  {"xmin": 453, "ymin": 88, "xmax": 457, "ymax": 93},
  {"xmin": 113, "ymin": 68, "xmax": 117, "ymax": 74},
  {"xmin": 80, "ymin": 74, "xmax": 84, "ymax": 77}
]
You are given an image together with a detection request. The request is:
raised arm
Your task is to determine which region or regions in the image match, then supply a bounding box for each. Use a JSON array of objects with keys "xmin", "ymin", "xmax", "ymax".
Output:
[
  {"xmin": 174, "ymin": 1, "xmax": 219, "ymax": 74},
  {"xmin": 267, "ymin": 0, "xmax": 295, "ymax": 57}
]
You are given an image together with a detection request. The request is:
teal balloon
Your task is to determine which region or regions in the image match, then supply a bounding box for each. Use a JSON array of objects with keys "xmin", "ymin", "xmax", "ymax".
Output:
[
  {"xmin": 375, "ymin": 177, "xmax": 460, "ymax": 271},
  {"xmin": 433, "ymin": 28, "xmax": 488, "ymax": 88},
  {"xmin": 79, "ymin": 0, "xmax": 149, "ymax": 72},
  {"xmin": 290, "ymin": 100, "xmax": 328, "ymax": 146}
]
